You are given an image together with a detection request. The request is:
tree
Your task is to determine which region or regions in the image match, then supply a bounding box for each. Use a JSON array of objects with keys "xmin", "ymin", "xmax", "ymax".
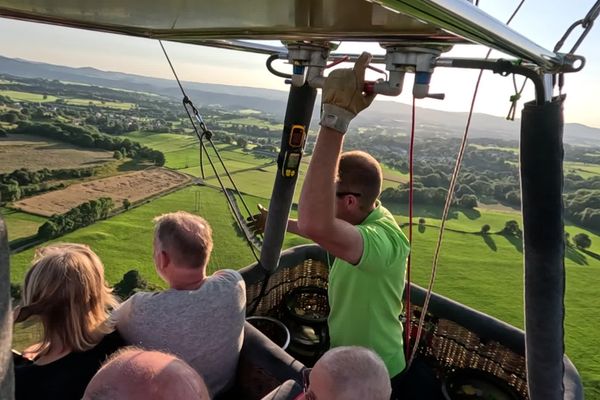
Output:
[
  {"xmin": 237, "ymin": 137, "xmax": 248, "ymax": 148},
  {"xmin": 573, "ymin": 233, "xmax": 592, "ymax": 250},
  {"xmin": 0, "ymin": 182, "xmax": 21, "ymax": 202},
  {"xmin": 113, "ymin": 150, "xmax": 123, "ymax": 160},
  {"xmin": 458, "ymin": 194, "xmax": 478, "ymax": 209},
  {"xmin": 38, "ymin": 220, "xmax": 59, "ymax": 240},
  {"xmin": 481, "ymin": 224, "xmax": 491, "ymax": 235},
  {"xmin": 0, "ymin": 112, "xmax": 18, "ymax": 123},
  {"xmin": 503, "ymin": 220, "xmax": 522, "ymax": 237},
  {"xmin": 114, "ymin": 270, "xmax": 159, "ymax": 300},
  {"xmin": 505, "ymin": 190, "xmax": 521, "ymax": 207},
  {"xmin": 153, "ymin": 151, "xmax": 165, "ymax": 166},
  {"xmin": 418, "ymin": 218, "xmax": 426, "ymax": 225},
  {"xmin": 123, "ymin": 198, "xmax": 131, "ymax": 211}
]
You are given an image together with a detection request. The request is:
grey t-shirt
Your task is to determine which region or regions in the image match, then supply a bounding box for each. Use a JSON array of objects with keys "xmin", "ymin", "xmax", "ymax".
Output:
[{"xmin": 112, "ymin": 269, "xmax": 246, "ymax": 396}]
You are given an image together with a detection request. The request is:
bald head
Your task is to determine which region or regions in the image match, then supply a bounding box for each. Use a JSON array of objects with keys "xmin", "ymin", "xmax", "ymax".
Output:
[
  {"xmin": 84, "ymin": 348, "xmax": 210, "ymax": 400},
  {"xmin": 309, "ymin": 346, "xmax": 391, "ymax": 400}
]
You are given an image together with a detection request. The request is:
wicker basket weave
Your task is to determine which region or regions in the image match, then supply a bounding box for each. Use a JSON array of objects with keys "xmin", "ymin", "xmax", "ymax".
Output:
[{"xmin": 246, "ymin": 257, "xmax": 529, "ymax": 399}]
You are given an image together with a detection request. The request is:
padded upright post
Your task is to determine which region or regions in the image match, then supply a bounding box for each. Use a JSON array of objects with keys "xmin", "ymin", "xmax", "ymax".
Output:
[
  {"xmin": 520, "ymin": 96, "xmax": 567, "ymax": 400},
  {"xmin": 260, "ymin": 83, "xmax": 316, "ymax": 273},
  {"xmin": 0, "ymin": 216, "xmax": 14, "ymax": 399}
]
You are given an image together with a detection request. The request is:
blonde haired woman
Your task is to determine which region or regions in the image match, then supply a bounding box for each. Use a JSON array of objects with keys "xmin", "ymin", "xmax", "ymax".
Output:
[{"xmin": 13, "ymin": 243, "xmax": 124, "ymax": 400}]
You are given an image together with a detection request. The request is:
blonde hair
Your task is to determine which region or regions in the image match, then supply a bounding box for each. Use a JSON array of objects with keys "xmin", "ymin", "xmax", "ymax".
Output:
[
  {"xmin": 16, "ymin": 243, "xmax": 119, "ymax": 357},
  {"xmin": 153, "ymin": 211, "xmax": 213, "ymax": 270}
]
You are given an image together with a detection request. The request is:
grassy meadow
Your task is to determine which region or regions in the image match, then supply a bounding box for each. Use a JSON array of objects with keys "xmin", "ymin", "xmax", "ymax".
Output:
[
  {"xmin": 124, "ymin": 131, "xmax": 273, "ymax": 174},
  {"xmin": 564, "ymin": 161, "xmax": 600, "ymax": 179},
  {"xmin": 0, "ymin": 208, "xmax": 45, "ymax": 243},
  {"xmin": 0, "ymin": 88, "xmax": 134, "ymax": 110},
  {"xmin": 4, "ymin": 128, "xmax": 600, "ymax": 398},
  {"xmin": 62, "ymin": 98, "xmax": 135, "ymax": 110},
  {"xmin": 0, "ymin": 90, "xmax": 57, "ymax": 103}
]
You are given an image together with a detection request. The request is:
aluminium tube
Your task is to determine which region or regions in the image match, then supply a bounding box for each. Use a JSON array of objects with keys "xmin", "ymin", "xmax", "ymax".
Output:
[
  {"xmin": 259, "ymin": 83, "xmax": 317, "ymax": 273},
  {"xmin": 373, "ymin": 0, "xmax": 564, "ymax": 71}
]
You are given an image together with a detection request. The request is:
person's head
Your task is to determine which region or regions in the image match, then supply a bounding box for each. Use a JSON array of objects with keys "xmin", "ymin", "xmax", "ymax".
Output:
[
  {"xmin": 152, "ymin": 211, "xmax": 213, "ymax": 287},
  {"xmin": 83, "ymin": 347, "xmax": 210, "ymax": 400},
  {"xmin": 302, "ymin": 346, "xmax": 391, "ymax": 400},
  {"xmin": 336, "ymin": 151, "xmax": 382, "ymax": 224},
  {"xmin": 15, "ymin": 243, "xmax": 118, "ymax": 356}
]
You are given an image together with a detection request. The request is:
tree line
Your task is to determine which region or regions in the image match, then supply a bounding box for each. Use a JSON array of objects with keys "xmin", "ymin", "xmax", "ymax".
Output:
[
  {"xmin": 0, "ymin": 167, "xmax": 100, "ymax": 203},
  {"xmin": 10, "ymin": 121, "xmax": 165, "ymax": 166},
  {"xmin": 37, "ymin": 197, "xmax": 114, "ymax": 240}
]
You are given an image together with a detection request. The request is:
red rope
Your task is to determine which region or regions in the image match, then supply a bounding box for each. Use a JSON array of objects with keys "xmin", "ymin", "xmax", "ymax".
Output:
[
  {"xmin": 404, "ymin": 96, "xmax": 416, "ymax": 361},
  {"xmin": 406, "ymin": 0, "xmax": 528, "ymax": 369}
]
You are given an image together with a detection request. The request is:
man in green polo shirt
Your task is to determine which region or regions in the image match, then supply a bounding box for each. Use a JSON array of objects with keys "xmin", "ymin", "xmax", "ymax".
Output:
[{"xmin": 295, "ymin": 52, "xmax": 410, "ymax": 398}]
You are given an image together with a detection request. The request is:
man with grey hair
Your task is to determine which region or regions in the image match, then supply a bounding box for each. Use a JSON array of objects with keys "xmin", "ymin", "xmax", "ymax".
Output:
[
  {"xmin": 111, "ymin": 211, "xmax": 246, "ymax": 397},
  {"xmin": 83, "ymin": 347, "xmax": 210, "ymax": 400},
  {"xmin": 302, "ymin": 346, "xmax": 392, "ymax": 400}
]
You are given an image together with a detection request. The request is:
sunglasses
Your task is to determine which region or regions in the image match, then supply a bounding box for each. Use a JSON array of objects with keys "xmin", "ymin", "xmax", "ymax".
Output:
[
  {"xmin": 302, "ymin": 368, "xmax": 315, "ymax": 400},
  {"xmin": 335, "ymin": 192, "xmax": 362, "ymax": 197}
]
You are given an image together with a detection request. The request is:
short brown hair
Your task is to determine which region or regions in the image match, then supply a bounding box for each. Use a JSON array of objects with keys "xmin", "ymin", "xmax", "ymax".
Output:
[
  {"xmin": 16, "ymin": 243, "xmax": 118, "ymax": 356},
  {"xmin": 338, "ymin": 151, "xmax": 382, "ymax": 211},
  {"xmin": 153, "ymin": 211, "xmax": 213, "ymax": 270}
]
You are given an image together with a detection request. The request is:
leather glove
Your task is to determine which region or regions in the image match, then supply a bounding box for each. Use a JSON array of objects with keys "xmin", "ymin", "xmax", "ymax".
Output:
[
  {"xmin": 320, "ymin": 52, "xmax": 377, "ymax": 134},
  {"xmin": 246, "ymin": 204, "xmax": 268, "ymax": 235}
]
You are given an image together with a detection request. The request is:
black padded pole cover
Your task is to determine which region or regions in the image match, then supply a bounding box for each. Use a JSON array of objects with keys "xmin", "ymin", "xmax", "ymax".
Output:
[
  {"xmin": 260, "ymin": 83, "xmax": 316, "ymax": 273},
  {"xmin": 520, "ymin": 96, "xmax": 565, "ymax": 400},
  {"xmin": 0, "ymin": 217, "xmax": 14, "ymax": 399}
]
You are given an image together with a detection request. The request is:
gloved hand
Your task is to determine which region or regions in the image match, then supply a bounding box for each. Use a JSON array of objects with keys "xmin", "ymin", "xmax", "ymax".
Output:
[
  {"xmin": 320, "ymin": 52, "xmax": 377, "ymax": 134},
  {"xmin": 246, "ymin": 204, "xmax": 268, "ymax": 235}
]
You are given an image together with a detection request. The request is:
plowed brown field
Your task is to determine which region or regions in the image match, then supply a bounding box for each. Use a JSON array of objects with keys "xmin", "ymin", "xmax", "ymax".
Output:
[{"xmin": 13, "ymin": 168, "xmax": 190, "ymax": 216}]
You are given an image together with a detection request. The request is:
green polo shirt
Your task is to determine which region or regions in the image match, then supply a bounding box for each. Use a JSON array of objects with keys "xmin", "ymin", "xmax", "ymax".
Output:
[{"xmin": 328, "ymin": 202, "xmax": 409, "ymax": 377}]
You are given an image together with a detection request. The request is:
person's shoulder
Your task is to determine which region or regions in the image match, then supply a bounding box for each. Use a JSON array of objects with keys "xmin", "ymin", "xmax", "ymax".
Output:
[
  {"xmin": 123, "ymin": 290, "xmax": 163, "ymax": 308},
  {"xmin": 81, "ymin": 330, "xmax": 125, "ymax": 360},
  {"xmin": 370, "ymin": 206, "xmax": 407, "ymax": 239},
  {"xmin": 211, "ymin": 269, "xmax": 244, "ymax": 285},
  {"xmin": 206, "ymin": 269, "xmax": 246, "ymax": 302},
  {"xmin": 213, "ymin": 268, "xmax": 243, "ymax": 279}
]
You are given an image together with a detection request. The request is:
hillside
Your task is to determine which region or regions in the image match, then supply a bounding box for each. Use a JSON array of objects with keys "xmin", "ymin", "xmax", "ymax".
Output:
[{"xmin": 2, "ymin": 55, "xmax": 600, "ymax": 144}]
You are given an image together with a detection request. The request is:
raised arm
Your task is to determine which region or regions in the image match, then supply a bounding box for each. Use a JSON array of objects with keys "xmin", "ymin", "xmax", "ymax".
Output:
[{"xmin": 297, "ymin": 53, "xmax": 376, "ymax": 264}]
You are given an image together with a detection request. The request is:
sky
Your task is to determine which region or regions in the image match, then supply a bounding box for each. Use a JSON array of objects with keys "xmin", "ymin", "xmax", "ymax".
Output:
[{"xmin": 1, "ymin": 0, "xmax": 600, "ymax": 127}]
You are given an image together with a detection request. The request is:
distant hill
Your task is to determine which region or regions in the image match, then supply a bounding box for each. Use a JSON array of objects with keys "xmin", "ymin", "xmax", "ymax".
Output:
[{"xmin": 1, "ymin": 54, "xmax": 599, "ymax": 145}]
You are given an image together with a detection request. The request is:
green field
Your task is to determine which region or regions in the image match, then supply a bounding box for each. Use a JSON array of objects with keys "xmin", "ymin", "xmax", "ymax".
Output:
[
  {"xmin": 470, "ymin": 143, "xmax": 519, "ymax": 154},
  {"xmin": 238, "ymin": 109, "xmax": 262, "ymax": 115},
  {"xmin": 381, "ymin": 163, "xmax": 408, "ymax": 190},
  {"xmin": 9, "ymin": 186, "xmax": 599, "ymax": 396},
  {"xmin": 223, "ymin": 116, "xmax": 282, "ymax": 130},
  {"xmin": 0, "ymin": 208, "xmax": 46, "ymax": 243},
  {"xmin": 5, "ymin": 122, "xmax": 600, "ymax": 397},
  {"xmin": 63, "ymin": 98, "xmax": 135, "ymax": 110},
  {"xmin": 9, "ymin": 186, "xmax": 261, "ymax": 285},
  {"xmin": 0, "ymin": 88, "xmax": 135, "ymax": 110},
  {"xmin": 124, "ymin": 131, "xmax": 271, "ymax": 173},
  {"xmin": 0, "ymin": 90, "xmax": 57, "ymax": 103},
  {"xmin": 565, "ymin": 161, "xmax": 600, "ymax": 179}
]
